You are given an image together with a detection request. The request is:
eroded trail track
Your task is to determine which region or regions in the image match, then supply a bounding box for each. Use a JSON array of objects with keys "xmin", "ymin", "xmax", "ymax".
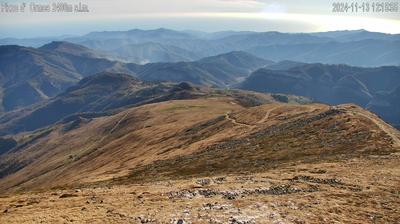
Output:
[
  {"xmin": 108, "ymin": 111, "xmax": 130, "ymax": 135},
  {"xmin": 257, "ymin": 106, "xmax": 281, "ymax": 124},
  {"xmin": 225, "ymin": 105, "xmax": 281, "ymax": 128},
  {"xmin": 225, "ymin": 112, "xmax": 255, "ymax": 128},
  {"xmin": 97, "ymin": 111, "xmax": 131, "ymax": 144},
  {"xmin": 352, "ymin": 110, "xmax": 400, "ymax": 148}
]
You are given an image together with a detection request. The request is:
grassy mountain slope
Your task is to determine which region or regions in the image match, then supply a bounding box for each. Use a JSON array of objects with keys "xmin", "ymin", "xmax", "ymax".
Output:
[{"xmin": 0, "ymin": 96, "xmax": 398, "ymax": 193}]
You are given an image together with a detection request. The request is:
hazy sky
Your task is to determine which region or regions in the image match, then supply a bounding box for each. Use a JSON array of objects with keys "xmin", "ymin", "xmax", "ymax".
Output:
[{"xmin": 1, "ymin": 0, "xmax": 399, "ymax": 38}]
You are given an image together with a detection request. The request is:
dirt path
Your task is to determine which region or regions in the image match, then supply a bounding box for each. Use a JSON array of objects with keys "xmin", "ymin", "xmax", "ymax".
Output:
[
  {"xmin": 257, "ymin": 106, "xmax": 281, "ymax": 124},
  {"xmin": 96, "ymin": 111, "xmax": 131, "ymax": 144},
  {"xmin": 224, "ymin": 105, "xmax": 400, "ymax": 149},
  {"xmin": 353, "ymin": 110, "xmax": 400, "ymax": 148},
  {"xmin": 84, "ymin": 111, "xmax": 131, "ymax": 153},
  {"xmin": 225, "ymin": 105, "xmax": 280, "ymax": 128},
  {"xmin": 108, "ymin": 111, "xmax": 130, "ymax": 135},
  {"xmin": 225, "ymin": 113, "xmax": 255, "ymax": 128}
]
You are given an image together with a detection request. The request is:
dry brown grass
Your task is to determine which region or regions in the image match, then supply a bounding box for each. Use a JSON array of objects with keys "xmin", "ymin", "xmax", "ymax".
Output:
[
  {"xmin": 0, "ymin": 154, "xmax": 399, "ymax": 223},
  {"xmin": 0, "ymin": 97, "xmax": 245, "ymax": 192},
  {"xmin": 0, "ymin": 97, "xmax": 399, "ymax": 223}
]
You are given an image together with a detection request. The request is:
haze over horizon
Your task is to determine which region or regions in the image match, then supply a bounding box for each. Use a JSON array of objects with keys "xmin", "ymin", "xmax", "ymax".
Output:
[{"xmin": 1, "ymin": 0, "xmax": 400, "ymax": 38}]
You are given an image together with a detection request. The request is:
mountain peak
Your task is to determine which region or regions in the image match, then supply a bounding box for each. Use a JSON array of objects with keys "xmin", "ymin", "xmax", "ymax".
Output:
[
  {"xmin": 76, "ymin": 72, "xmax": 140, "ymax": 88},
  {"xmin": 0, "ymin": 44, "xmax": 31, "ymax": 52},
  {"xmin": 40, "ymin": 41, "xmax": 88, "ymax": 50},
  {"xmin": 39, "ymin": 41, "xmax": 97, "ymax": 57},
  {"xmin": 199, "ymin": 51, "xmax": 271, "ymax": 65}
]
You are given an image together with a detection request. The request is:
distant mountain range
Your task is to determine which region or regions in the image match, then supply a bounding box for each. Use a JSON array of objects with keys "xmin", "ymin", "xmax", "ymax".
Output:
[
  {"xmin": 111, "ymin": 42, "xmax": 199, "ymax": 64},
  {"xmin": 237, "ymin": 63, "xmax": 400, "ymax": 127},
  {"xmin": 1, "ymin": 29, "xmax": 399, "ymax": 66},
  {"xmin": 245, "ymin": 39, "xmax": 400, "ymax": 67},
  {"xmin": 367, "ymin": 86, "xmax": 400, "ymax": 129},
  {"xmin": 0, "ymin": 42, "xmax": 269, "ymax": 113},
  {"xmin": 0, "ymin": 44, "xmax": 136, "ymax": 112},
  {"xmin": 310, "ymin": 29, "xmax": 400, "ymax": 42},
  {"xmin": 134, "ymin": 51, "xmax": 271, "ymax": 86}
]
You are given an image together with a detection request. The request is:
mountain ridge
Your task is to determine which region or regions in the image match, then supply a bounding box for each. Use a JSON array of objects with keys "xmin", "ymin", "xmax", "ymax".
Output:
[
  {"xmin": 3, "ymin": 29, "xmax": 398, "ymax": 66},
  {"xmin": 0, "ymin": 97, "xmax": 398, "ymax": 193}
]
